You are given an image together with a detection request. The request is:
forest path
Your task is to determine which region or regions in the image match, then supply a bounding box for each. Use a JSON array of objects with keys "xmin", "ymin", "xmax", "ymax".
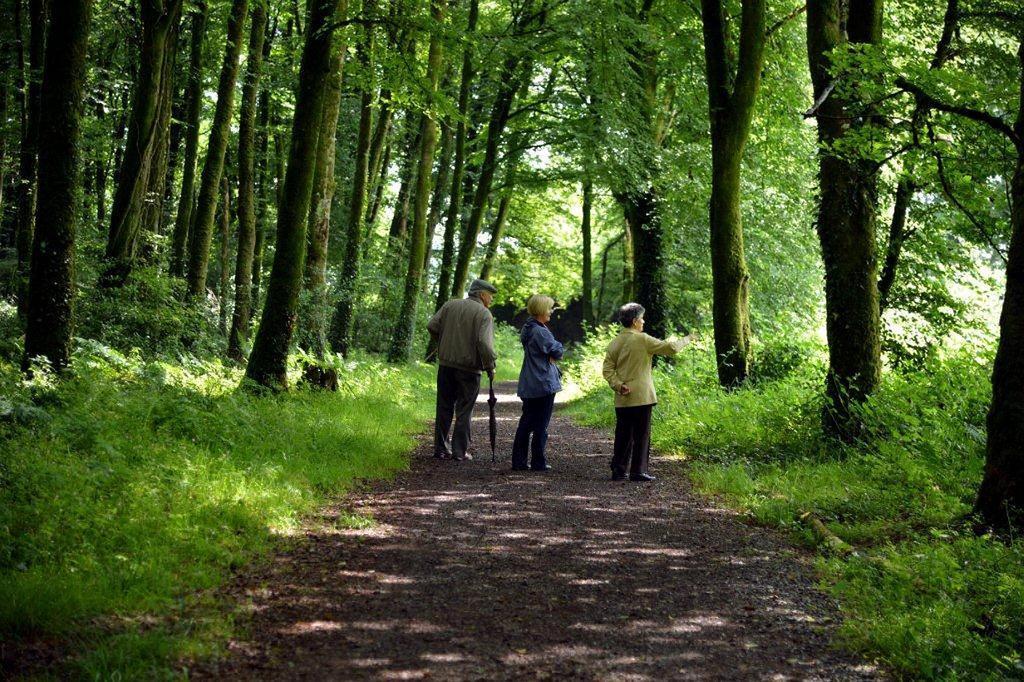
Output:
[{"xmin": 197, "ymin": 382, "xmax": 881, "ymax": 681}]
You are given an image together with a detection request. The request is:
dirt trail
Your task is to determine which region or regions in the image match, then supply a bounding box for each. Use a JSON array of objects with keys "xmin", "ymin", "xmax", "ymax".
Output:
[{"xmin": 196, "ymin": 382, "xmax": 880, "ymax": 680}]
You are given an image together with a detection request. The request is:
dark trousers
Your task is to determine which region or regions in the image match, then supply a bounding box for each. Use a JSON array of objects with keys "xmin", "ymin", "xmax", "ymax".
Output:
[
  {"xmin": 611, "ymin": 404, "xmax": 653, "ymax": 476},
  {"xmin": 511, "ymin": 393, "xmax": 556, "ymax": 469},
  {"xmin": 434, "ymin": 365, "xmax": 481, "ymax": 459}
]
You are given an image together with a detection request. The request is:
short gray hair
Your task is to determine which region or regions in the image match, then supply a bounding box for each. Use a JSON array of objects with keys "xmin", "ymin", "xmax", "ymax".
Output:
[{"xmin": 618, "ymin": 302, "xmax": 645, "ymax": 327}]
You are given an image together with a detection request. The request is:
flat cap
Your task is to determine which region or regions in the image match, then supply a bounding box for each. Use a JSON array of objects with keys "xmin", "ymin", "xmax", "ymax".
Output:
[{"xmin": 468, "ymin": 278, "xmax": 497, "ymax": 295}]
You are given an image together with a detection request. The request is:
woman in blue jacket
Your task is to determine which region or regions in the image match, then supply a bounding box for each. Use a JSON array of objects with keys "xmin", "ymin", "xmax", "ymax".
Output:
[{"xmin": 512, "ymin": 295, "xmax": 564, "ymax": 471}]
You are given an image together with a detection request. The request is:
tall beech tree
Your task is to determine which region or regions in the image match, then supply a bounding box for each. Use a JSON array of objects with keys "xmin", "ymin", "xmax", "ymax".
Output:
[
  {"xmin": 388, "ymin": 0, "xmax": 445, "ymax": 362},
  {"xmin": 228, "ymin": 0, "xmax": 268, "ymax": 362},
  {"xmin": 14, "ymin": 0, "xmax": 46, "ymax": 316},
  {"xmin": 245, "ymin": 0, "xmax": 342, "ymax": 389},
  {"xmin": 700, "ymin": 0, "xmax": 765, "ymax": 386},
  {"xmin": 449, "ymin": 0, "xmax": 541, "ymax": 299},
  {"xmin": 806, "ymin": 0, "xmax": 883, "ymax": 438},
  {"xmin": 895, "ymin": 20, "xmax": 1024, "ymax": 528},
  {"xmin": 104, "ymin": 0, "xmax": 183, "ymax": 284},
  {"xmin": 299, "ymin": 0, "xmax": 347, "ymax": 384},
  {"xmin": 332, "ymin": 0, "xmax": 376, "ymax": 357},
  {"xmin": 431, "ymin": 0, "xmax": 477, "ymax": 313},
  {"xmin": 22, "ymin": 0, "xmax": 92, "ymax": 371},
  {"xmin": 170, "ymin": 2, "xmax": 208, "ymax": 277},
  {"xmin": 613, "ymin": 0, "xmax": 667, "ymax": 339},
  {"xmin": 186, "ymin": 0, "xmax": 249, "ymax": 298}
]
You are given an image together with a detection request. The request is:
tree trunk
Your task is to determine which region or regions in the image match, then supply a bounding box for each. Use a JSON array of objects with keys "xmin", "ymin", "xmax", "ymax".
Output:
[
  {"xmin": 139, "ymin": 19, "xmax": 180, "ymax": 261},
  {"xmin": 478, "ymin": 193, "xmax": 510, "ymax": 282},
  {"xmin": 620, "ymin": 189, "xmax": 666, "ymax": 338},
  {"xmin": 186, "ymin": 0, "xmax": 248, "ymax": 299},
  {"xmin": 422, "ymin": 116, "xmax": 453, "ymax": 279},
  {"xmin": 218, "ymin": 176, "xmax": 231, "ymax": 334},
  {"xmin": 878, "ymin": 176, "xmax": 913, "ymax": 311},
  {"xmin": 449, "ymin": 0, "xmax": 539, "ymax": 298},
  {"xmin": 104, "ymin": 0, "xmax": 183, "ymax": 284},
  {"xmin": 425, "ymin": 0, "xmax": 478, "ymax": 362},
  {"xmin": 581, "ymin": 177, "xmax": 594, "ymax": 325},
  {"xmin": 807, "ymin": 0, "xmax": 883, "ymax": 439},
  {"xmin": 22, "ymin": 0, "xmax": 91, "ymax": 372},
  {"xmin": 975, "ymin": 38, "xmax": 1024, "ymax": 530},
  {"xmin": 299, "ymin": 0, "xmax": 347, "ymax": 384},
  {"xmin": 596, "ymin": 231, "xmax": 624, "ymax": 319},
  {"xmin": 387, "ymin": 0, "xmax": 445, "ymax": 363},
  {"xmin": 14, "ymin": 0, "xmax": 46, "ymax": 319},
  {"xmin": 701, "ymin": 0, "xmax": 765, "ymax": 386},
  {"xmin": 170, "ymin": 2, "xmax": 208, "ymax": 277},
  {"xmin": 382, "ymin": 115, "xmax": 422, "ymax": 278},
  {"xmin": 228, "ymin": 0, "xmax": 267, "ymax": 362},
  {"xmin": 245, "ymin": 0, "xmax": 342, "ymax": 389},
  {"xmin": 331, "ymin": 0, "xmax": 376, "ymax": 357},
  {"xmin": 252, "ymin": 79, "xmax": 275, "ymax": 315}
]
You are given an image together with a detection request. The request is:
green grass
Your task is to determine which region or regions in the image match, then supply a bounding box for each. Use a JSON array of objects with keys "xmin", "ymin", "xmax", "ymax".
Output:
[
  {"xmin": 564, "ymin": 331, "xmax": 1023, "ymax": 679},
  {"xmin": 0, "ymin": 342, "xmax": 440, "ymax": 678}
]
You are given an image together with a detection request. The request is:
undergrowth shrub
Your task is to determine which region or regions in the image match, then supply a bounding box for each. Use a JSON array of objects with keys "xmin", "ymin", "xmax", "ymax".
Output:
[
  {"xmin": 0, "ymin": 343, "xmax": 437, "ymax": 677},
  {"xmin": 564, "ymin": 331, "xmax": 1021, "ymax": 678}
]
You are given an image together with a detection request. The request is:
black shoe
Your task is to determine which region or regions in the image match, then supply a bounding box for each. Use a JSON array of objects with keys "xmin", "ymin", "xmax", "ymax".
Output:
[
  {"xmin": 433, "ymin": 453, "xmax": 450, "ymax": 460},
  {"xmin": 452, "ymin": 453, "xmax": 473, "ymax": 461},
  {"xmin": 530, "ymin": 464, "xmax": 552, "ymax": 472},
  {"xmin": 511, "ymin": 465, "xmax": 529, "ymax": 471},
  {"xmin": 611, "ymin": 472, "xmax": 627, "ymax": 481},
  {"xmin": 629, "ymin": 472, "xmax": 656, "ymax": 482}
]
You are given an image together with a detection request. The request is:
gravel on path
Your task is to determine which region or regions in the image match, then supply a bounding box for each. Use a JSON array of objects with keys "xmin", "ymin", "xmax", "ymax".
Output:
[{"xmin": 195, "ymin": 382, "xmax": 882, "ymax": 681}]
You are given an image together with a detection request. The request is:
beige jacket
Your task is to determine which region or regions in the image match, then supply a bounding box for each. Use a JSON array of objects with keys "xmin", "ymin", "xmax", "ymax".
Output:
[
  {"xmin": 427, "ymin": 295, "xmax": 497, "ymax": 374},
  {"xmin": 602, "ymin": 328, "xmax": 685, "ymax": 407}
]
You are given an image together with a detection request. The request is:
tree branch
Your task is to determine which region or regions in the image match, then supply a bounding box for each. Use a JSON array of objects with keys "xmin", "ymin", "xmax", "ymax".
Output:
[
  {"xmin": 766, "ymin": 3, "xmax": 805, "ymax": 37},
  {"xmin": 895, "ymin": 76, "xmax": 1022, "ymax": 150}
]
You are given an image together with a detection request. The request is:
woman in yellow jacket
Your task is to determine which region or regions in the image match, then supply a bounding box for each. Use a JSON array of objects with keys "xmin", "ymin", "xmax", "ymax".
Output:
[{"xmin": 602, "ymin": 303, "xmax": 693, "ymax": 481}]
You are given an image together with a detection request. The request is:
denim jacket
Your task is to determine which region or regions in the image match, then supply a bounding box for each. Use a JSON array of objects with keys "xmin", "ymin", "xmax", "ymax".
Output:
[{"xmin": 517, "ymin": 318, "xmax": 564, "ymax": 399}]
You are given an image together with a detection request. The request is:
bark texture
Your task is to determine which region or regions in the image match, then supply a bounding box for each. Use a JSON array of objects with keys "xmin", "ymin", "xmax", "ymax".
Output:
[
  {"xmin": 701, "ymin": 0, "xmax": 765, "ymax": 386},
  {"xmin": 975, "ymin": 38, "xmax": 1024, "ymax": 530},
  {"xmin": 228, "ymin": 0, "xmax": 267, "ymax": 362},
  {"xmin": 331, "ymin": 0, "xmax": 376, "ymax": 357},
  {"xmin": 186, "ymin": 0, "xmax": 248, "ymax": 298},
  {"xmin": 22, "ymin": 0, "xmax": 91, "ymax": 372},
  {"xmin": 170, "ymin": 2, "xmax": 208, "ymax": 277},
  {"xmin": 807, "ymin": 0, "xmax": 883, "ymax": 439},
  {"xmin": 104, "ymin": 0, "xmax": 183, "ymax": 283},
  {"xmin": 245, "ymin": 0, "xmax": 341, "ymax": 389},
  {"xmin": 387, "ymin": 0, "xmax": 445, "ymax": 363}
]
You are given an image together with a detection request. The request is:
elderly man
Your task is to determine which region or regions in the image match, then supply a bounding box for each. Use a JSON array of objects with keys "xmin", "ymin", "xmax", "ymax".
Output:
[{"xmin": 428, "ymin": 278, "xmax": 498, "ymax": 461}]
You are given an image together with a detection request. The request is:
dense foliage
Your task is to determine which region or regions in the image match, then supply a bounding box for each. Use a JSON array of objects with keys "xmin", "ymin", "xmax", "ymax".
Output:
[{"xmin": 0, "ymin": 0, "xmax": 1022, "ymax": 677}]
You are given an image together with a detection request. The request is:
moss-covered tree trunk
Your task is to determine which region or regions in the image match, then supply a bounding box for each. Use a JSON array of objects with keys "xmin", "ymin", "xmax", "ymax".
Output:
[
  {"xmin": 388, "ymin": 0, "xmax": 446, "ymax": 362},
  {"xmin": 170, "ymin": 2, "xmax": 207, "ymax": 277},
  {"xmin": 807, "ymin": 0, "xmax": 883, "ymax": 439},
  {"xmin": 104, "ymin": 0, "xmax": 182, "ymax": 284},
  {"xmin": 449, "ymin": 0, "xmax": 539, "ymax": 298},
  {"xmin": 21, "ymin": 0, "xmax": 91, "ymax": 372},
  {"xmin": 701, "ymin": 0, "xmax": 765, "ymax": 386},
  {"xmin": 422, "ymin": 116, "xmax": 453, "ymax": 280},
  {"xmin": 250, "ymin": 23, "xmax": 275, "ymax": 316},
  {"xmin": 186, "ymin": 0, "xmax": 248, "ymax": 298},
  {"xmin": 14, "ymin": 0, "xmax": 46, "ymax": 319},
  {"xmin": 218, "ymin": 176, "xmax": 232, "ymax": 334},
  {"xmin": 331, "ymin": 0, "xmax": 376, "ymax": 357},
  {"xmin": 620, "ymin": 189, "xmax": 666, "ymax": 338},
  {"xmin": 431, "ymin": 0, "xmax": 477, "ymax": 316},
  {"xmin": 975, "ymin": 39, "xmax": 1024, "ymax": 530},
  {"xmin": 228, "ymin": 0, "xmax": 267, "ymax": 362},
  {"xmin": 580, "ymin": 177, "xmax": 594, "ymax": 326},
  {"xmin": 245, "ymin": 0, "xmax": 341, "ymax": 389}
]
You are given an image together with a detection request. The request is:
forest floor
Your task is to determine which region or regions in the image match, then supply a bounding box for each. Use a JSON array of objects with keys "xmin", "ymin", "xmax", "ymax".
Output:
[{"xmin": 193, "ymin": 382, "xmax": 884, "ymax": 680}]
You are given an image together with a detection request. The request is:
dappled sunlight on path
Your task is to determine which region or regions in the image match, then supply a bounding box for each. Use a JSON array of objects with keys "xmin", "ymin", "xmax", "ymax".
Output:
[{"xmin": 197, "ymin": 382, "xmax": 880, "ymax": 680}]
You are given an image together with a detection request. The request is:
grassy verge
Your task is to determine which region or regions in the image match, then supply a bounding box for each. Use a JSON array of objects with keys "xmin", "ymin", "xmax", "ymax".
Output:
[
  {"xmin": 0, "ymin": 342, "xmax": 441, "ymax": 679},
  {"xmin": 563, "ymin": 329, "xmax": 1023, "ymax": 679}
]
